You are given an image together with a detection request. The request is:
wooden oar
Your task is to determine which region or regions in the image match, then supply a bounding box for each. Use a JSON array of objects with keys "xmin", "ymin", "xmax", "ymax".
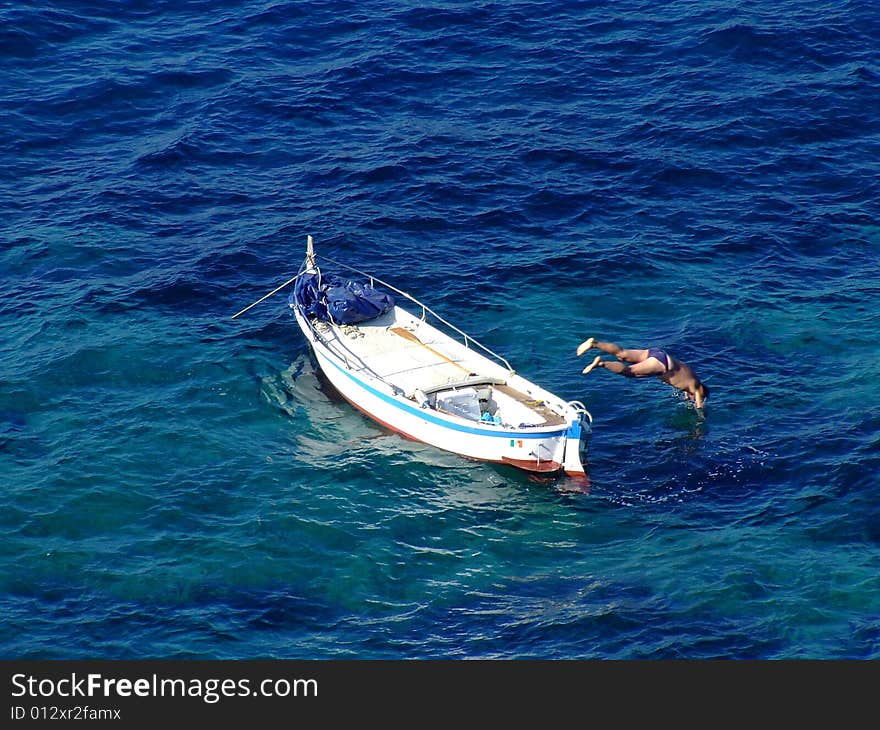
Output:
[{"xmin": 389, "ymin": 327, "xmax": 471, "ymax": 373}]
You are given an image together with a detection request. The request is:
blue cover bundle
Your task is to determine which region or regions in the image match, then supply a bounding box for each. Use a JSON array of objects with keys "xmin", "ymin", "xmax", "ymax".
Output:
[{"xmin": 291, "ymin": 272, "xmax": 396, "ymax": 324}]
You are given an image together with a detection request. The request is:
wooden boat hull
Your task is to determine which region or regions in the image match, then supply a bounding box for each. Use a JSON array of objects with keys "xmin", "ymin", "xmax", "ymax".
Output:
[{"xmin": 293, "ymin": 301, "xmax": 590, "ymax": 477}]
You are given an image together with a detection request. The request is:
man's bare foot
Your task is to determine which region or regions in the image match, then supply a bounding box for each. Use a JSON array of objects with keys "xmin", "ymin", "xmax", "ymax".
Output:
[
  {"xmin": 582, "ymin": 355, "xmax": 601, "ymax": 374},
  {"xmin": 576, "ymin": 337, "xmax": 595, "ymax": 357}
]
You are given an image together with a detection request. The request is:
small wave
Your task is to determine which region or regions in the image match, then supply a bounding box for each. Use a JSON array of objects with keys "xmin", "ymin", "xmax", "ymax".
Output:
[
  {"xmin": 0, "ymin": 28, "xmax": 44, "ymax": 59},
  {"xmin": 149, "ymin": 67, "xmax": 235, "ymax": 89},
  {"xmin": 133, "ymin": 131, "xmax": 252, "ymax": 171},
  {"xmin": 698, "ymin": 23, "xmax": 772, "ymax": 56},
  {"xmin": 395, "ymin": 5, "xmax": 491, "ymax": 32},
  {"xmin": 348, "ymin": 163, "xmax": 413, "ymax": 186}
]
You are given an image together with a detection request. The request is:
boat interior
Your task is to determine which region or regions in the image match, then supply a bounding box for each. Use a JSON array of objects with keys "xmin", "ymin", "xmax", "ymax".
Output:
[{"xmin": 309, "ymin": 310, "xmax": 567, "ymax": 428}]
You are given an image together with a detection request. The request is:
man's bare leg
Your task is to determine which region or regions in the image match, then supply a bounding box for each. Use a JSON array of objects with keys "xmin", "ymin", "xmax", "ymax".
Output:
[
  {"xmin": 582, "ymin": 359, "xmax": 633, "ymax": 376},
  {"xmin": 582, "ymin": 357, "xmax": 665, "ymax": 378},
  {"xmin": 593, "ymin": 341, "xmax": 649, "ymax": 364},
  {"xmin": 598, "ymin": 359, "xmax": 628, "ymax": 375},
  {"xmin": 583, "ymin": 355, "xmax": 629, "ymax": 375}
]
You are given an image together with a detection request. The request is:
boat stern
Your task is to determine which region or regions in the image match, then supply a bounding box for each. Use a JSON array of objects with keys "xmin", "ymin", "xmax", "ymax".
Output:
[{"xmin": 561, "ymin": 403, "xmax": 591, "ymax": 476}]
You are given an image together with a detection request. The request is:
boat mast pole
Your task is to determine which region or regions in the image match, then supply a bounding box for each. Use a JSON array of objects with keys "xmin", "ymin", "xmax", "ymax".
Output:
[{"xmin": 305, "ymin": 234, "xmax": 315, "ymax": 269}]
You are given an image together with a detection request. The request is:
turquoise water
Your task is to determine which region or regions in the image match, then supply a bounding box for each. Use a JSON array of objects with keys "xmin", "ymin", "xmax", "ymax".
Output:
[{"xmin": 2, "ymin": 0, "xmax": 879, "ymax": 659}]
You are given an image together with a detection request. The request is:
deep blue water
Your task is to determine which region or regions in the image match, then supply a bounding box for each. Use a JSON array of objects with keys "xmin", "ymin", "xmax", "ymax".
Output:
[{"xmin": 2, "ymin": 0, "xmax": 879, "ymax": 659}]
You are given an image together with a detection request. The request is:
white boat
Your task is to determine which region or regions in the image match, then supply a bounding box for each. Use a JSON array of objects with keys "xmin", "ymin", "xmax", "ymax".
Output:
[{"xmin": 288, "ymin": 236, "xmax": 592, "ymax": 476}]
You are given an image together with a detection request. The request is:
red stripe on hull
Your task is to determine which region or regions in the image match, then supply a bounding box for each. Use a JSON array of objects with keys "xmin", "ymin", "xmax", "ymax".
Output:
[{"xmin": 501, "ymin": 455, "xmax": 562, "ymax": 473}]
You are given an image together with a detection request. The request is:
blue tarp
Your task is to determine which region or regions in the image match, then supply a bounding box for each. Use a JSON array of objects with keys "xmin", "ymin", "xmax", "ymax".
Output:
[{"xmin": 290, "ymin": 272, "xmax": 396, "ymax": 325}]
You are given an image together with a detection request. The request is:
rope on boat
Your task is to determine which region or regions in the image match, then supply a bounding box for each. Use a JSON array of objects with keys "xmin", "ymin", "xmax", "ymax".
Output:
[{"xmin": 230, "ymin": 272, "xmax": 303, "ymax": 320}]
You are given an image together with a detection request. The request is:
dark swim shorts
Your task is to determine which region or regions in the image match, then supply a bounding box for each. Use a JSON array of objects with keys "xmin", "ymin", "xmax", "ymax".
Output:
[{"xmin": 647, "ymin": 348, "xmax": 670, "ymax": 370}]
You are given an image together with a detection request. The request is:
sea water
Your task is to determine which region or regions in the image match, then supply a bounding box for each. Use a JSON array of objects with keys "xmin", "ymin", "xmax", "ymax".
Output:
[{"xmin": 2, "ymin": 0, "xmax": 879, "ymax": 659}]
